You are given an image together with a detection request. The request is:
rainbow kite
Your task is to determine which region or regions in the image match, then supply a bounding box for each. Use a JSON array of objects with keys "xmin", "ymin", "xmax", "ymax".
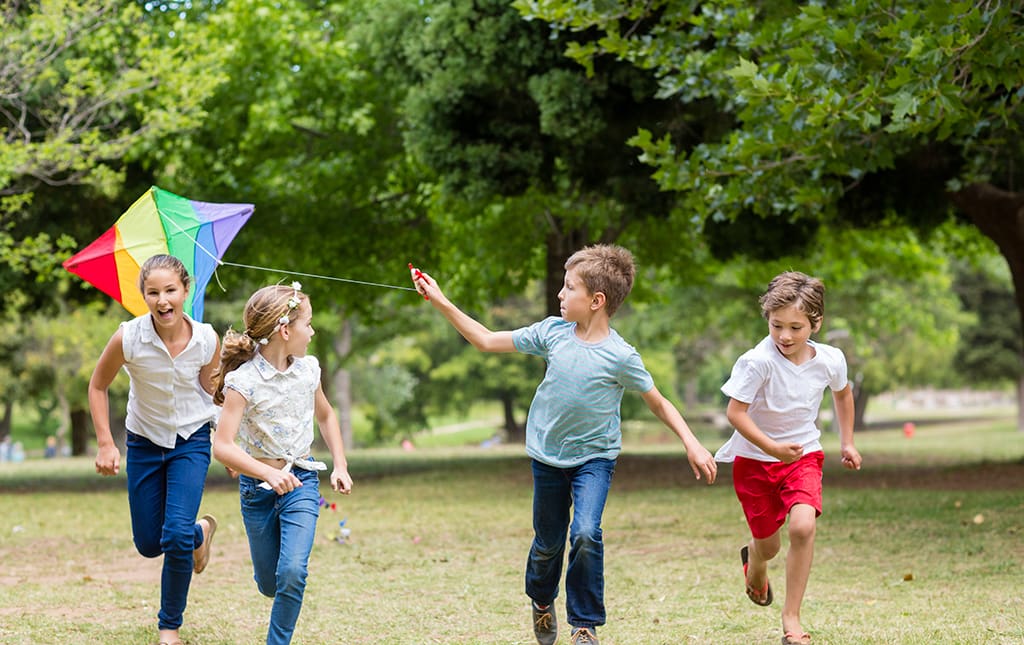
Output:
[{"xmin": 63, "ymin": 186, "xmax": 253, "ymax": 321}]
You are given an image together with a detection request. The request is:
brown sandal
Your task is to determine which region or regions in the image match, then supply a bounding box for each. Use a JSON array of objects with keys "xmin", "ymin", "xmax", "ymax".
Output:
[
  {"xmin": 740, "ymin": 545, "xmax": 773, "ymax": 606},
  {"xmin": 782, "ymin": 632, "xmax": 811, "ymax": 645}
]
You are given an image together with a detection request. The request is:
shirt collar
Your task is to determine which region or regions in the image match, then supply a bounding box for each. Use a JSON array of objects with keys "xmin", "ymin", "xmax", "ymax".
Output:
[
  {"xmin": 253, "ymin": 351, "xmax": 298, "ymax": 380},
  {"xmin": 140, "ymin": 312, "xmax": 197, "ymax": 347}
]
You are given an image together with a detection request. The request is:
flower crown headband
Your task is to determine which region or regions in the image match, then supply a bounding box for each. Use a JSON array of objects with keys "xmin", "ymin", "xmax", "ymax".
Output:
[{"xmin": 246, "ymin": 281, "xmax": 303, "ymax": 346}]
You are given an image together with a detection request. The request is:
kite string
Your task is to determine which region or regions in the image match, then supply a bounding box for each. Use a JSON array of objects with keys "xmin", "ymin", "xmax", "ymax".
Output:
[
  {"xmin": 219, "ymin": 260, "xmax": 418, "ymax": 292},
  {"xmin": 159, "ymin": 213, "xmax": 417, "ymax": 293}
]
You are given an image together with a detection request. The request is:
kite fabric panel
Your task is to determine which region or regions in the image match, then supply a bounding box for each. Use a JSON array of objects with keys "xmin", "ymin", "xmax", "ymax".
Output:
[{"xmin": 63, "ymin": 186, "xmax": 254, "ymax": 321}]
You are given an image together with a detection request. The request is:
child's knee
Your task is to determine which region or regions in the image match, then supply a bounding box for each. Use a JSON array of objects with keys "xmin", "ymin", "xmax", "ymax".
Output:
[
  {"xmin": 570, "ymin": 522, "xmax": 603, "ymax": 550},
  {"xmin": 134, "ymin": 537, "xmax": 163, "ymax": 558},
  {"xmin": 787, "ymin": 516, "xmax": 816, "ymax": 543},
  {"xmin": 277, "ymin": 562, "xmax": 309, "ymax": 593}
]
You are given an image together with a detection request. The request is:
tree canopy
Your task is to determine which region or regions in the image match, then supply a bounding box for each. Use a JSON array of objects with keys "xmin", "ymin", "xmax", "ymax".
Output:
[{"xmin": 517, "ymin": 0, "xmax": 1024, "ymax": 321}]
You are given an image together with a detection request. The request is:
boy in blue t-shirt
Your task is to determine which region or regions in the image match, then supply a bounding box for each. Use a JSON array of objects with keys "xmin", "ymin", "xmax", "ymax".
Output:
[{"xmin": 412, "ymin": 244, "xmax": 717, "ymax": 645}]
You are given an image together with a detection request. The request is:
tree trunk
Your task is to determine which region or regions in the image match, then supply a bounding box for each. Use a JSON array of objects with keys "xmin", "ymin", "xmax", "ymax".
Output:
[
  {"xmin": 950, "ymin": 182, "xmax": 1024, "ymax": 342},
  {"xmin": 949, "ymin": 182, "xmax": 1024, "ymax": 431},
  {"xmin": 0, "ymin": 399, "xmax": 10, "ymax": 442},
  {"xmin": 544, "ymin": 225, "xmax": 591, "ymax": 317},
  {"xmin": 853, "ymin": 388, "xmax": 870, "ymax": 433},
  {"xmin": 501, "ymin": 391, "xmax": 524, "ymax": 443},
  {"xmin": 55, "ymin": 387, "xmax": 70, "ymax": 453},
  {"xmin": 70, "ymin": 408, "xmax": 90, "ymax": 456},
  {"xmin": 332, "ymin": 317, "xmax": 355, "ymax": 450},
  {"xmin": 1018, "ymin": 371, "xmax": 1024, "ymax": 433}
]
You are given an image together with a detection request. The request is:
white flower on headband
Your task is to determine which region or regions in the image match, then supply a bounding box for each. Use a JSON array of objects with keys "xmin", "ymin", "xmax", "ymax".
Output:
[
  {"xmin": 259, "ymin": 338, "xmax": 269, "ymax": 345},
  {"xmin": 286, "ymin": 281, "xmax": 302, "ymax": 310},
  {"xmin": 279, "ymin": 315, "xmax": 290, "ymax": 326}
]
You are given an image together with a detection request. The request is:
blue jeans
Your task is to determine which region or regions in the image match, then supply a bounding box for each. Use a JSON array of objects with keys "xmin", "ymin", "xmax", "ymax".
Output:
[
  {"xmin": 239, "ymin": 467, "xmax": 321, "ymax": 645},
  {"xmin": 125, "ymin": 424, "xmax": 212, "ymax": 630},
  {"xmin": 525, "ymin": 457, "xmax": 615, "ymax": 629}
]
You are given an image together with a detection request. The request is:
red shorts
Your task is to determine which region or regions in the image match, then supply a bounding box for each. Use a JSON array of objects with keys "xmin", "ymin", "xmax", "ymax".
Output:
[{"xmin": 732, "ymin": 451, "xmax": 824, "ymax": 539}]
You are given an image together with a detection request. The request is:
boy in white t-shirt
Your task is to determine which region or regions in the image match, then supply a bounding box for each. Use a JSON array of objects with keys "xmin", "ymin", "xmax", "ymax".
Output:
[{"xmin": 715, "ymin": 271, "xmax": 862, "ymax": 645}]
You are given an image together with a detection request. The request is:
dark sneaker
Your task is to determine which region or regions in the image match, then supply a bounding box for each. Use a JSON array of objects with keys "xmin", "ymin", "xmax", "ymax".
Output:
[
  {"xmin": 532, "ymin": 601, "xmax": 557, "ymax": 645},
  {"xmin": 571, "ymin": 626, "xmax": 599, "ymax": 644}
]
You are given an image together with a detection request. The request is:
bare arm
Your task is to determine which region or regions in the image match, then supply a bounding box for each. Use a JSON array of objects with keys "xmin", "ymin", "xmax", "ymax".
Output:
[
  {"xmin": 88, "ymin": 329, "xmax": 126, "ymax": 476},
  {"xmin": 725, "ymin": 398, "xmax": 804, "ymax": 463},
  {"xmin": 212, "ymin": 389, "xmax": 303, "ymax": 495},
  {"xmin": 198, "ymin": 333, "xmax": 221, "ymax": 395},
  {"xmin": 832, "ymin": 384, "xmax": 861, "ymax": 469},
  {"xmin": 641, "ymin": 385, "xmax": 717, "ymax": 484},
  {"xmin": 314, "ymin": 384, "xmax": 352, "ymax": 494},
  {"xmin": 411, "ymin": 268, "xmax": 516, "ymax": 353}
]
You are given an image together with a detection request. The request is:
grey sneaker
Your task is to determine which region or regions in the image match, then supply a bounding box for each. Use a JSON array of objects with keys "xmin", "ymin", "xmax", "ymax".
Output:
[
  {"xmin": 571, "ymin": 626, "xmax": 599, "ymax": 644},
  {"xmin": 531, "ymin": 601, "xmax": 557, "ymax": 645}
]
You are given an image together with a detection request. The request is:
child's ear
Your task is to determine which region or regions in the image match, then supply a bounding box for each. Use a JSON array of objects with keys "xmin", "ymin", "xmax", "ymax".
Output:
[{"xmin": 591, "ymin": 292, "xmax": 606, "ymax": 311}]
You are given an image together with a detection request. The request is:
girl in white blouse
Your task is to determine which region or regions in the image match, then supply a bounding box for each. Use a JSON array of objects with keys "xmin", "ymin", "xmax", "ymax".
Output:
[
  {"xmin": 88, "ymin": 254, "xmax": 219, "ymax": 645},
  {"xmin": 212, "ymin": 282, "xmax": 352, "ymax": 645}
]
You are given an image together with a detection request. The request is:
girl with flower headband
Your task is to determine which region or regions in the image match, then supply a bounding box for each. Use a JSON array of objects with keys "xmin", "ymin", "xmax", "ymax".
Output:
[
  {"xmin": 88, "ymin": 254, "xmax": 219, "ymax": 645},
  {"xmin": 211, "ymin": 282, "xmax": 352, "ymax": 645}
]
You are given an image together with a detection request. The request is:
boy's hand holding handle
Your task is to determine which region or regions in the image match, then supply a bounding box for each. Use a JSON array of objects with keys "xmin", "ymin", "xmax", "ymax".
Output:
[{"xmin": 409, "ymin": 263, "xmax": 430, "ymax": 300}]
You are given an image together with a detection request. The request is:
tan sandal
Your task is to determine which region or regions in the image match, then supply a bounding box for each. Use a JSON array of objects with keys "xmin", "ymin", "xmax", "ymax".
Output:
[
  {"xmin": 193, "ymin": 514, "xmax": 218, "ymax": 573},
  {"xmin": 782, "ymin": 632, "xmax": 811, "ymax": 645}
]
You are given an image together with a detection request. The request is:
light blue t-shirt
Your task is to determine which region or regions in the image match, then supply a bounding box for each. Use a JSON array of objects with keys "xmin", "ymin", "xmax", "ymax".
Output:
[{"xmin": 512, "ymin": 316, "xmax": 654, "ymax": 468}]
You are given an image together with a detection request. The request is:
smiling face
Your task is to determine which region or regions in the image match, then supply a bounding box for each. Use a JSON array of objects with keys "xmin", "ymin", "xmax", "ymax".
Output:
[
  {"xmin": 142, "ymin": 267, "xmax": 189, "ymax": 328},
  {"xmin": 767, "ymin": 304, "xmax": 820, "ymax": 364}
]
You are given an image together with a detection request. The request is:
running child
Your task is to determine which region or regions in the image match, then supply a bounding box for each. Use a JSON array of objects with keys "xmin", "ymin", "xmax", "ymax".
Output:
[
  {"xmin": 715, "ymin": 271, "xmax": 862, "ymax": 645},
  {"xmin": 88, "ymin": 254, "xmax": 220, "ymax": 645},
  {"xmin": 211, "ymin": 282, "xmax": 352, "ymax": 645},
  {"xmin": 411, "ymin": 244, "xmax": 717, "ymax": 645}
]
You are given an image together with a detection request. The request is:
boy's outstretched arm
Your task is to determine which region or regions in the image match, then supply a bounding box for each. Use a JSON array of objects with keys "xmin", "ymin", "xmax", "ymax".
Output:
[
  {"xmin": 410, "ymin": 266, "xmax": 516, "ymax": 353},
  {"xmin": 641, "ymin": 385, "xmax": 717, "ymax": 484},
  {"xmin": 833, "ymin": 384, "xmax": 862, "ymax": 470}
]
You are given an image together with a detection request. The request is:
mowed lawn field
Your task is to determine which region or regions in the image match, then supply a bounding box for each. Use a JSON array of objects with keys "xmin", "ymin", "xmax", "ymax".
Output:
[{"xmin": 1, "ymin": 418, "xmax": 1022, "ymax": 644}]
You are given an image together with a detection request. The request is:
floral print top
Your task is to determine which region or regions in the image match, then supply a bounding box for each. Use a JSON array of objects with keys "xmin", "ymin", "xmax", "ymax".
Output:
[{"xmin": 224, "ymin": 351, "xmax": 320, "ymax": 462}]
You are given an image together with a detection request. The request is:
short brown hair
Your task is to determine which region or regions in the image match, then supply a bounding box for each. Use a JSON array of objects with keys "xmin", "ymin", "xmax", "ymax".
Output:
[
  {"xmin": 759, "ymin": 271, "xmax": 825, "ymax": 327},
  {"xmin": 564, "ymin": 244, "xmax": 636, "ymax": 317}
]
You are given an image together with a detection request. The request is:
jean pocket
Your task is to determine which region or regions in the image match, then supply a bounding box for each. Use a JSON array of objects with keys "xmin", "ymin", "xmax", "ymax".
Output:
[{"xmin": 238, "ymin": 475, "xmax": 259, "ymax": 501}]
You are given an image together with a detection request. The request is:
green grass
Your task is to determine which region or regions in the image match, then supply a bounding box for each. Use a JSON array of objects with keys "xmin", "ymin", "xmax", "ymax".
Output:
[{"xmin": 1, "ymin": 417, "xmax": 1022, "ymax": 644}]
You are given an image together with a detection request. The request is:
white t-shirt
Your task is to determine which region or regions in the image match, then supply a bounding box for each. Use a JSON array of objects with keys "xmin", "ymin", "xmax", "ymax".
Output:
[
  {"xmin": 121, "ymin": 313, "xmax": 219, "ymax": 449},
  {"xmin": 715, "ymin": 335, "xmax": 848, "ymax": 463},
  {"xmin": 223, "ymin": 352, "xmax": 320, "ymax": 462}
]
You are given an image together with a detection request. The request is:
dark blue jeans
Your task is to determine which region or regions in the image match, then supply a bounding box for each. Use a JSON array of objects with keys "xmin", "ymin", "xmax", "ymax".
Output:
[
  {"xmin": 525, "ymin": 457, "xmax": 616, "ymax": 629},
  {"xmin": 239, "ymin": 467, "xmax": 321, "ymax": 645},
  {"xmin": 125, "ymin": 424, "xmax": 211, "ymax": 630}
]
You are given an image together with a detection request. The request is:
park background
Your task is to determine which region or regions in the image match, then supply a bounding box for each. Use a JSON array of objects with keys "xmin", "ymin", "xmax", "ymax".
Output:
[{"xmin": 1, "ymin": 1, "xmax": 1022, "ymax": 643}]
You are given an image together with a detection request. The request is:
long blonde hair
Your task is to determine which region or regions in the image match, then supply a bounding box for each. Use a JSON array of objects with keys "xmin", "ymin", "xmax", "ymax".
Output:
[{"xmin": 211, "ymin": 284, "xmax": 308, "ymax": 405}]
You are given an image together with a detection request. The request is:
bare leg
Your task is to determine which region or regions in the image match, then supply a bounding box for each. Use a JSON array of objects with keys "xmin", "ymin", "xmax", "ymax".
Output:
[
  {"xmin": 747, "ymin": 530, "xmax": 781, "ymax": 594},
  {"xmin": 157, "ymin": 628, "xmax": 181, "ymax": 644},
  {"xmin": 782, "ymin": 503, "xmax": 817, "ymax": 637}
]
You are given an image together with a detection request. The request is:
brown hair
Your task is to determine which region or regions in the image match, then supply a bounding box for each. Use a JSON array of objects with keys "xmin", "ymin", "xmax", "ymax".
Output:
[
  {"xmin": 138, "ymin": 254, "xmax": 190, "ymax": 293},
  {"xmin": 759, "ymin": 271, "xmax": 825, "ymax": 328},
  {"xmin": 564, "ymin": 244, "xmax": 636, "ymax": 317},
  {"xmin": 211, "ymin": 284, "xmax": 309, "ymax": 405}
]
